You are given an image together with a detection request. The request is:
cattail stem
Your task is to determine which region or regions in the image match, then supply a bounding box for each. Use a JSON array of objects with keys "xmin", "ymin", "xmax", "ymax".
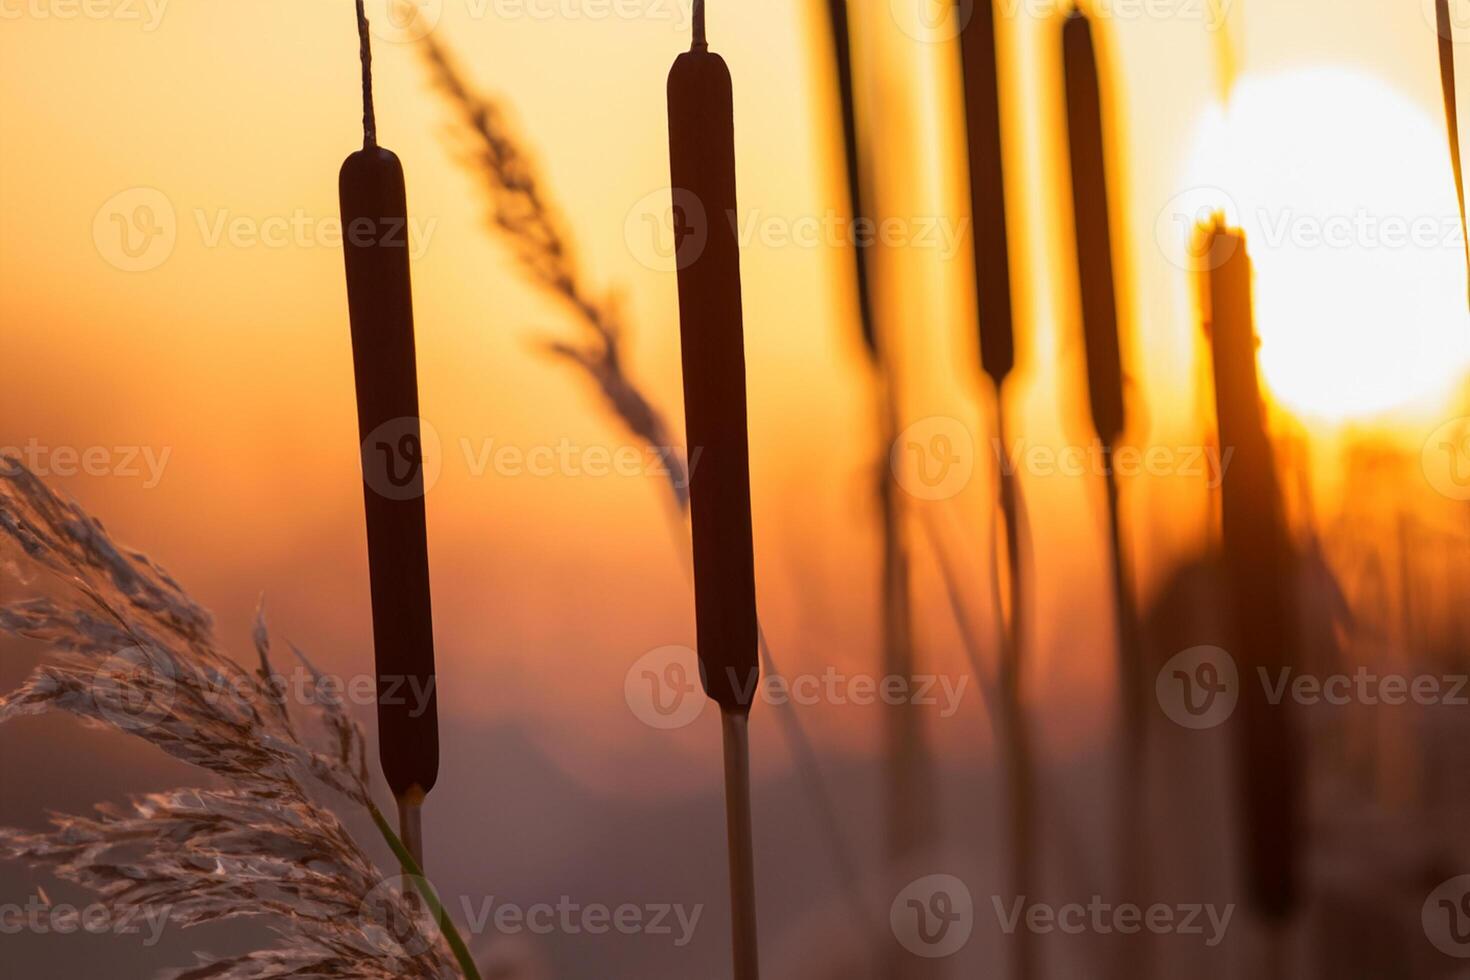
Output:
[
  {"xmin": 721, "ymin": 709, "xmax": 760, "ymax": 980},
  {"xmin": 355, "ymin": 0, "xmax": 377, "ymax": 149},
  {"xmin": 692, "ymin": 0, "xmax": 707, "ymax": 51},
  {"xmin": 1436, "ymin": 0, "xmax": 1470, "ymax": 301},
  {"xmin": 397, "ymin": 793, "xmax": 425, "ymax": 873}
]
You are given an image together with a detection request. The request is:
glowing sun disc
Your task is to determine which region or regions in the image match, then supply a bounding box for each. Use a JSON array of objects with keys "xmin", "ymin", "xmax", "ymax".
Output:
[{"xmin": 1181, "ymin": 67, "xmax": 1470, "ymax": 422}]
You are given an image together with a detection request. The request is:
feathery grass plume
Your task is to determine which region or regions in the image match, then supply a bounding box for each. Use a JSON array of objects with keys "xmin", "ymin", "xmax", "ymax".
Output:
[
  {"xmin": 0, "ymin": 456, "xmax": 481, "ymax": 980},
  {"xmin": 1202, "ymin": 226, "xmax": 1301, "ymax": 963},
  {"xmin": 1060, "ymin": 12, "xmax": 1148, "ymax": 963},
  {"xmin": 1436, "ymin": 0, "xmax": 1470, "ymax": 301},
  {"xmin": 956, "ymin": 4, "xmax": 1034, "ymax": 978},
  {"xmin": 415, "ymin": 31, "xmax": 689, "ymax": 514}
]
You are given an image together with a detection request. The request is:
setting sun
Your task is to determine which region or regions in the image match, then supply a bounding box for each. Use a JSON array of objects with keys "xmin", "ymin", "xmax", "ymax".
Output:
[{"xmin": 1183, "ymin": 67, "xmax": 1470, "ymax": 421}]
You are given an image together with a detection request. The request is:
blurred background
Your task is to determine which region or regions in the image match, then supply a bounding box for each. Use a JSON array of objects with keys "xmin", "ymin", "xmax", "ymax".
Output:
[{"xmin": 4, "ymin": 0, "xmax": 1470, "ymax": 976}]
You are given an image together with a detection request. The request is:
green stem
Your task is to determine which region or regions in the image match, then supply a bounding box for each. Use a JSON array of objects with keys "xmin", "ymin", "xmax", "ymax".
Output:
[{"xmin": 367, "ymin": 800, "xmax": 483, "ymax": 980}]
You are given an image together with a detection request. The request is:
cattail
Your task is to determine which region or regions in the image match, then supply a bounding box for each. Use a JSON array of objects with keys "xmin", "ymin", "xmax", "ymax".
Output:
[
  {"xmin": 822, "ymin": 0, "xmax": 877, "ymax": 362},
  {"xmin": 667, "ymin": 4, "xmax": 761, "ymax": 976},
  {"xmin": 1204, "ymin": 225, "xmax": 1301, "ymax": 930},
  {"xmin": 1436, "ymin": 0, "xmax": 1470, "ymax": 300},
  {"xmin": 959, "ymin": 7, "xmax": 1033, "ymax": 979},
  {"xmin": 820, "ymin": 0, "xmax": 933, "ymax": 886},
  {"xmin": 340, "ymin": 0, "xmax": 439, "ymax": 868},
  {"xmin": 1061, "ymin": 10, "xmax": 1146, "ymax": 944}
]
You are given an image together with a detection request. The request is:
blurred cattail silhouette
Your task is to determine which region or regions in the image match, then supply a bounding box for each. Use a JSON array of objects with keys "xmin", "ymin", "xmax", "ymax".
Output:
[
  {"xmin": 1060, "ymin": 9, "xmax": 1148, "ymax": 955},
  {"xmin": 340, "ymin": 0, "xmax": 439, "ymax": 871},
  {"xmin": 1203, "ymin": 224, "xmax": 1302, "ymax": 970},
  {"xmin": 668, "ymin": 5, "xmax": 762, "ymax": 976},
  {"xmin": 957, "ymin": 4, "xmax": 1034, "ymax": 977},
  {"xmin": 1435, "ymin": 0, "xmax": 1470, "ymax": 300},
  {"xmin": 819, "ymin": 0, "xmax": 934, "ymax": 882}
]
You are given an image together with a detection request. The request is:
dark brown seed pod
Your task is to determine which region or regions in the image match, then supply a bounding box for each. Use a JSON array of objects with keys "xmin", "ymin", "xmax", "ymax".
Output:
[
  {"xmin": 666, "ymin": 46, "xmax": 760, "ymax": 714},
  {"xmin": 959, "ymin": 0, "xmax": 1016, "ymax": 385},
  {"xmin": 1206, "ymin": 226, "xmax": 1300, "ymax": 921},
  {"xmin": 1062, "ymin": 11, "xmax": 1125, "ymax": 447},
  {"xmin": 340, "ymin": 145, "xmax": 440, "ymax": 801}
]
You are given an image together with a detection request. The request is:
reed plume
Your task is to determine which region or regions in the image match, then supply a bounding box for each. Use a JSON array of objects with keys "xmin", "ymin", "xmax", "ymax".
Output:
[
  {"xmin": 416, "ymin": 31, "xmax": 690, "ymax": 513},
  {"xmin": 0, "ymin": 455, "xmax": 481, "ymax": 980}
]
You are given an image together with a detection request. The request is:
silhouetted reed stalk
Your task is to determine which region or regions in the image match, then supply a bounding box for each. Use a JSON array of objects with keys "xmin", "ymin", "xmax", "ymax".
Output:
[
  {"xmin": 1060, "ymin": 13, "xmax": 1148, "ymax": 971},
  {"xmin": 1204, "ymin": 224, "xmax": 1300, "ymax": 976},
  {"xmin": 820, "ymin": 0, "xmax": 934, "ymax": 888},
  {"xmin": 341, "ymin": 0, "xmax": 440, "ymax": 873},
  {"xmin": 1436, "ymin": 0, "xmax": 1470, "ymax": 300},
  {"xmin": 414, "ymin": 23, "xmax": 875, "ymax": 943},
  {"xmin": 668, "ymin": 5, "xmax": 762, "ymax": 976},
  {"xmin": 957, "ymin": 4, "xmax": 1035, "ymax": 978}
]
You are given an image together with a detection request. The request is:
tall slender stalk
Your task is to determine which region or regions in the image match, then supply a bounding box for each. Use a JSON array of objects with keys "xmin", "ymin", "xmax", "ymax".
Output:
[
  {"xmin": 1060, "ymin": 15, "xmax": 1147, "ymax": 975},
  {"xmin": 668, "ymin": 6, "xmax": 762, "ymax": 976},
  {"xmin": 957, "ymin": 4, "xmax": 1034, "ymax": 977},
  {"xmin": 1204, "ymin": 224, "xmax": 1300, "ymax": 974},
  {"xmin": 820, "ymin": 0, "xmax": 933, "ymax": 883},
  {"xmin": 1436, "ymin": 0, "xmax": 1470, "ymax": 301},
  {"xmin": 341, "ymin": 0, "xmax": 440, "ymax": 871}
]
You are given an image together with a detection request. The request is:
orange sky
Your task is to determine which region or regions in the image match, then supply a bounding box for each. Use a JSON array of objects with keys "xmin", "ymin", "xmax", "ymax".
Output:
[{"xmin": 3, "ymin": 0, "xmax": 1469, "ymax": 793}]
